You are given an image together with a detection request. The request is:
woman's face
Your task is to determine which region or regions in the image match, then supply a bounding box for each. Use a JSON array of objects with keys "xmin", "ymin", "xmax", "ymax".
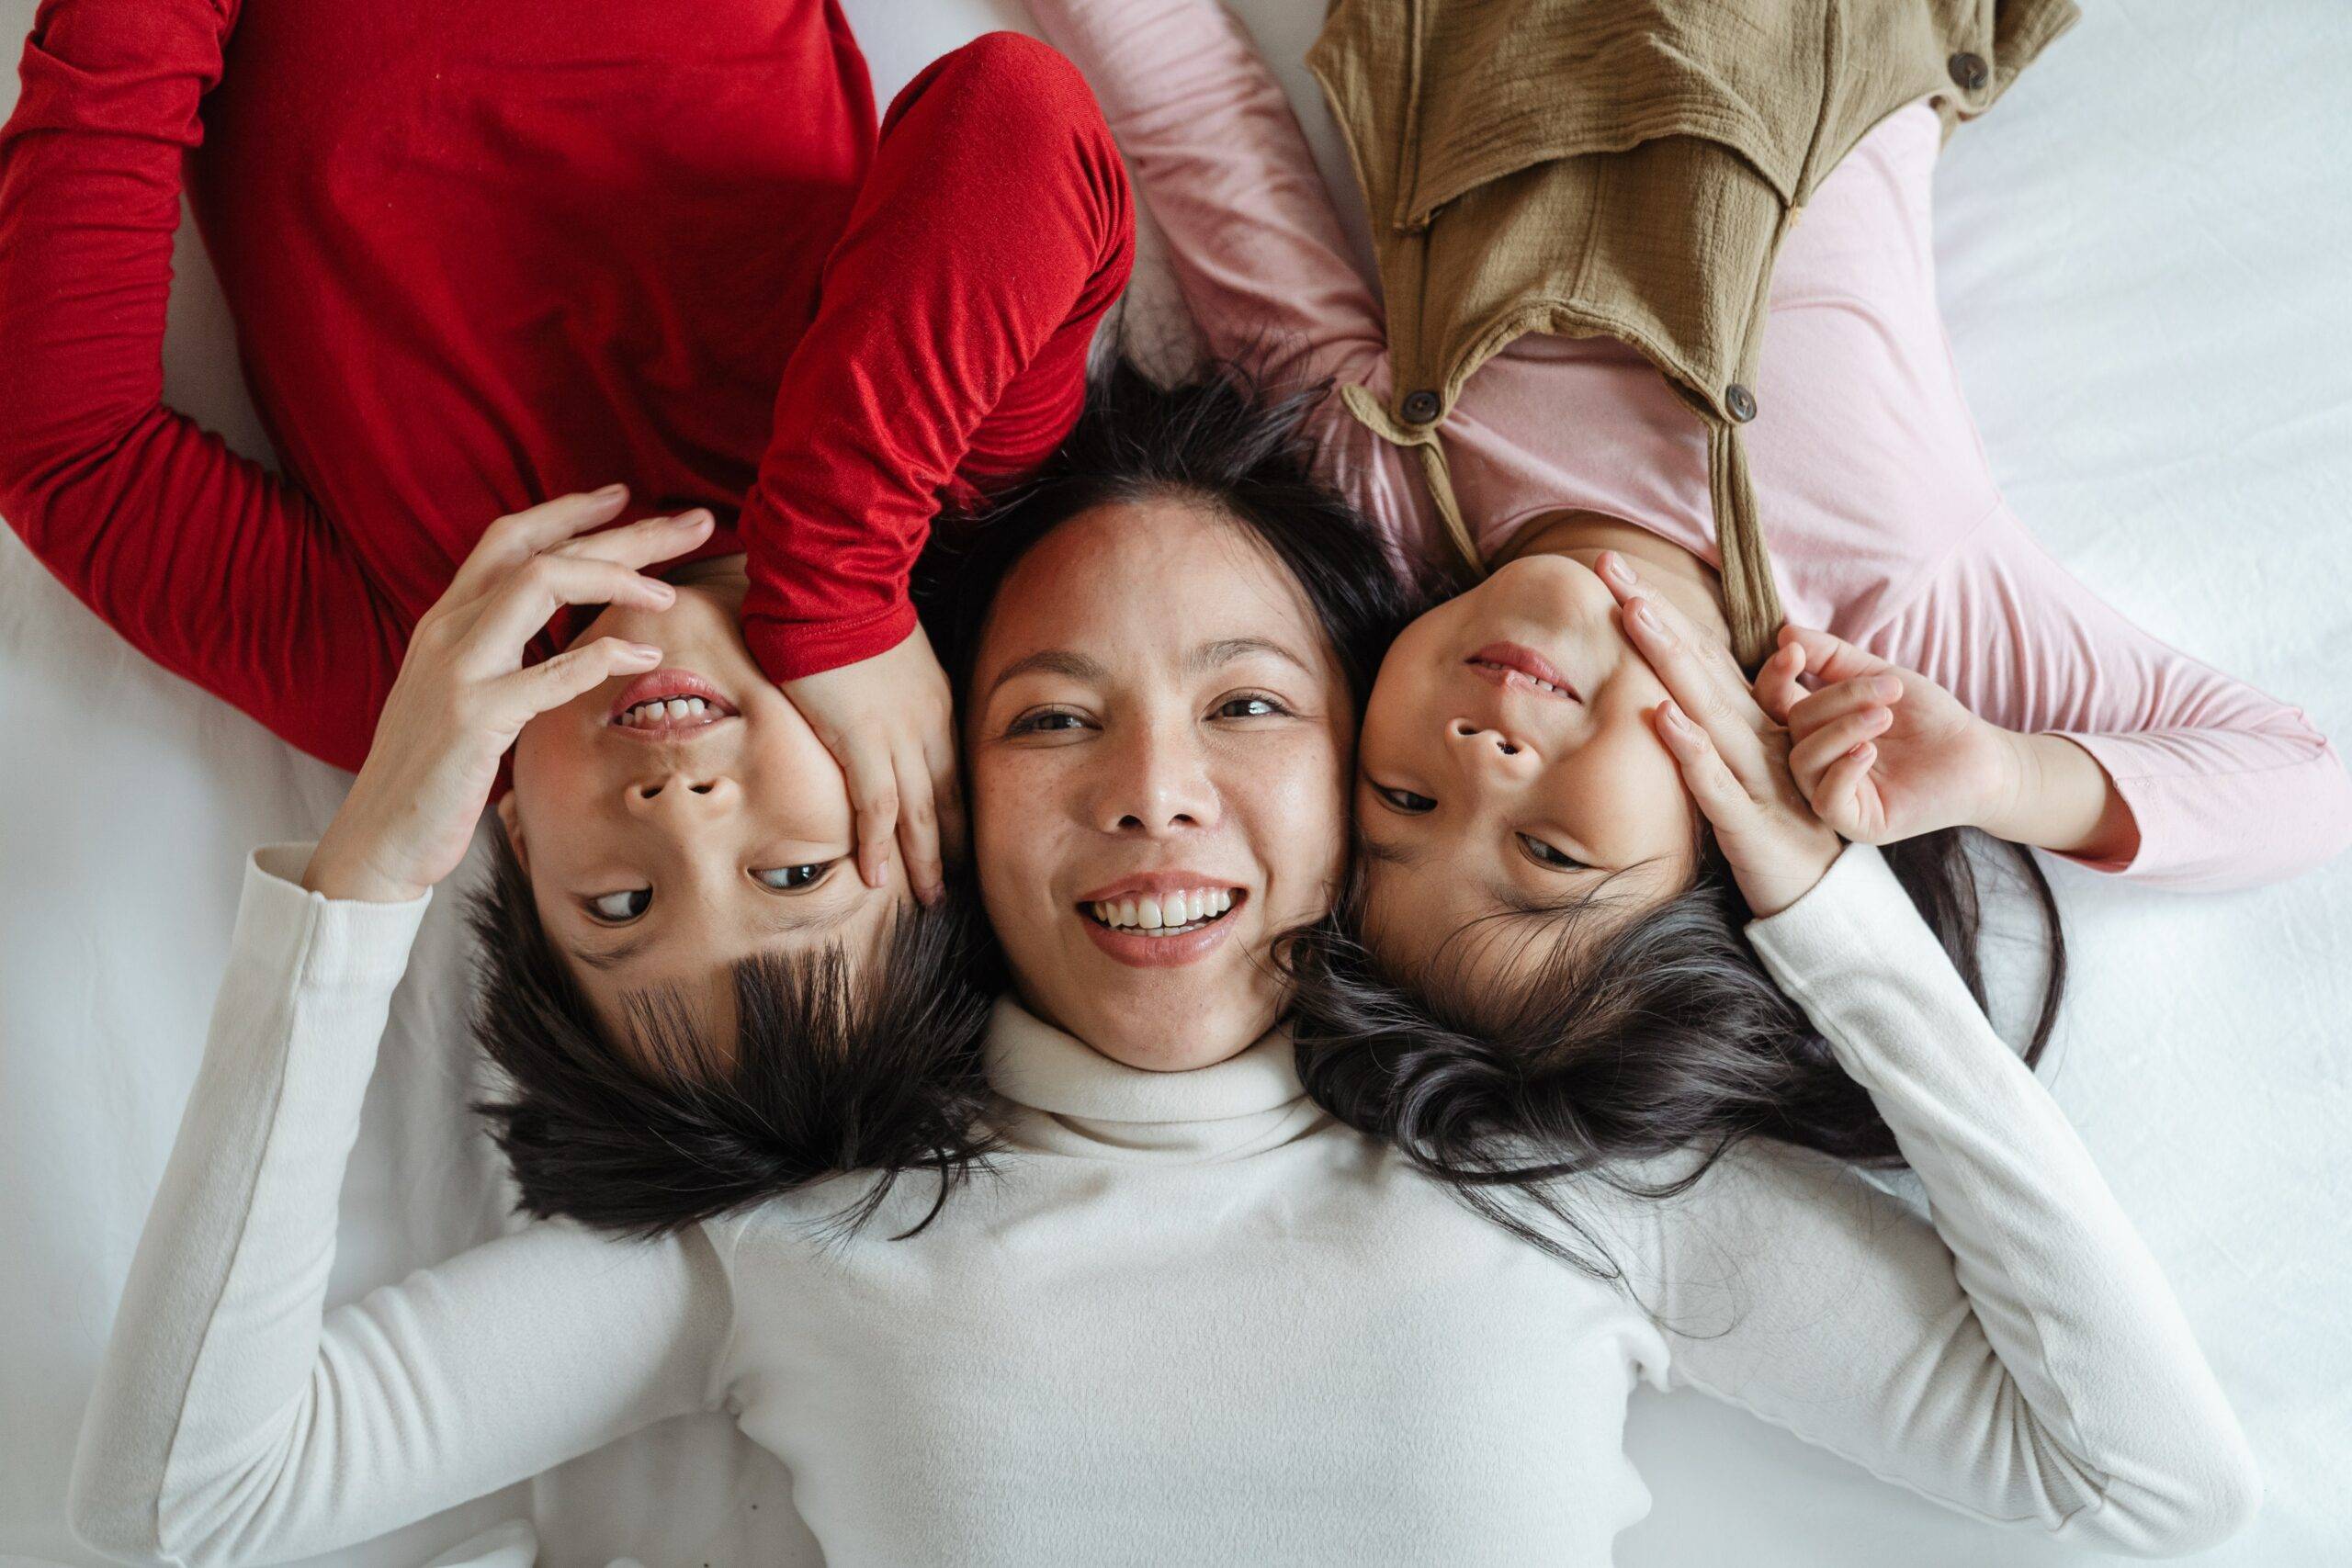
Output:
[
  {"xmin": 506, "ymin": 558, "xmax": 909, "ymax": 1038},
  {"xmin": 1353, "ymin": 553, "xmax": 1699, "ymax": 998},
  {"xmin": 967, "ymin": 499, "xmax": 1355, "ymax": 1072}
]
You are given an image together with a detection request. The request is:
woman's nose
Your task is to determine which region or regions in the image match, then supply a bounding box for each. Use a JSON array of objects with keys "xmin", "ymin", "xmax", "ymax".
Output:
[{"xmin": 1093, "ymin": 728, "xmax": 1219, "ymax": 835}]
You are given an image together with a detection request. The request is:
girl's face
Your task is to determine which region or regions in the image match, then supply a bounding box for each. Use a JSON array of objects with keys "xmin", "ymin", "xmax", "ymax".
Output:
[
  {"xmin": 967, "ymin": 499, "xmax": 1354, "ymax": 1073},
  {"xmin": 1353, "ymin": 553, "xmax": 1698, "ymax": 996},
  {"xmin": 506, "ymin": 558, "xmax": 909, "ymax": 1036}
]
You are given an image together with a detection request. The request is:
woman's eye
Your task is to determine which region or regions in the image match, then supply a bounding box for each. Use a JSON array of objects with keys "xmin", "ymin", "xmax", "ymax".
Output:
[
  {"xmin": 1518, "ymin": 833, "xmax": 1587, "ymax": 871},
  {"xmin": 586, "ymin": 888, "xmax": 652, "ymax": 922},
  {"xmin": 1008, "ymin": 708, "xmax": 1091, "ymax": 737},
  {"xmin": 1214, "ymin": 694, "xmax": 1290, "ymax": 719},
  {"xmin": 753, "ymin": 863, "xmax": 831, "ymax": 892},
  {"xmin": 1374, "ymin": 784, "xmax": 1437, "ymax": 814}
]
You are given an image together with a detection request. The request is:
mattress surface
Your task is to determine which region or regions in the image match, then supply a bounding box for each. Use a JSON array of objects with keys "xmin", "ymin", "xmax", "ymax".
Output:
[{"xmin": 3, "ymin": 1, "xmax": 2346, "ymax": 1564}]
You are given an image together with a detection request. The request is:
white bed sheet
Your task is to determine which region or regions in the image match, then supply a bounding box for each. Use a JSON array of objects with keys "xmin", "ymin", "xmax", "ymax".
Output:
[{"xmin": 3, "ymin": 1, "xmax": 2347, "ymax": 1564}]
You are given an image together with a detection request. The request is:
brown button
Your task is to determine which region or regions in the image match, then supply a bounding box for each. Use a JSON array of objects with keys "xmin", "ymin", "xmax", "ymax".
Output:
[
  {"xmin": 1400, "ymin": 389, "xmax": 1442, "ymax": 424},
  {"xmin": 1724, "ymin": 383, "xmax": 1758, "ymax": 423},
  {"xmin": 1948, "ymin": 51, "xmax": 1989, "ymax": 90}
]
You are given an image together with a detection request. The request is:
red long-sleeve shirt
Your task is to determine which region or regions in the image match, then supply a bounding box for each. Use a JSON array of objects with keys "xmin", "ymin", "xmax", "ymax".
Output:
[{"xmin": 0, "ymin": 1, "xmax": 1132, "ymax": 771}]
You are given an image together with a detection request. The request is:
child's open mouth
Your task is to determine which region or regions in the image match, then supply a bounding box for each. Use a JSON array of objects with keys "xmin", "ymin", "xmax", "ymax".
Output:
[{"xmin": 606, "ymin": 669, "xmax": 741, "ymax": 735}]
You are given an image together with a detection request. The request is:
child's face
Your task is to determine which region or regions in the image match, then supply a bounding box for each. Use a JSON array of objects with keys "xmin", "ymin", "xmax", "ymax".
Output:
[
  {"xmin": 505, "ymin": 557, "xmax": 909, "ymax": 1042},
  {"xmin": 1352, "ymin": 553, "xmax": 1698, "ymax": 1000}
]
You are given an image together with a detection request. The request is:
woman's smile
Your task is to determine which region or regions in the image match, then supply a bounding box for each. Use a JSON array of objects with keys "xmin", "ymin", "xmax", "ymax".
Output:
[{"xmin": 1075, "ymin": 876, "xmax": 1249, "ymax": 967}]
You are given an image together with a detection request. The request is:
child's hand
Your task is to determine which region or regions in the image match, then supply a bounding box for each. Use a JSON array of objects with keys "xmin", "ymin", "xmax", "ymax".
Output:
[
  {"xmin": 779, "ymin": 626, "xmax": 961, "ymax": 906},
  {"xmin": 1752, "ymin": 626, "xmax": 2018, "ymax": 847},
  {"xmin": 305, "ymin": 488, "xmax": 712, "ymax": 903},
  {"xmin": 1596, "ymin": 553, "xmax": 1842, "ymax": 917}
]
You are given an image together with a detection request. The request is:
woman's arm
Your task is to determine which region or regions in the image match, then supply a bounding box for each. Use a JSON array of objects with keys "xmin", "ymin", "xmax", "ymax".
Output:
[
  {"xmin": 1023, "ymin": 0, "xmax": 1426, "ymax": 548},
  {"xmin": 0, "ymin": 0, "xmax": 402, "ymax": 772},
  {"xmin": 1600, "ymin": 588, "xmax": 2256, "ymax": 1553},
  {"xmin": 1626, "ymin": 846, "xmax": 2256, "ymax": 1552},
  {"xmin": 69, "ymin": 493, "xmax": 729, "ymax": 1565},
  {"xmin": 68, "ymin": 849, "xmax": 729, "ymax": 1567}
]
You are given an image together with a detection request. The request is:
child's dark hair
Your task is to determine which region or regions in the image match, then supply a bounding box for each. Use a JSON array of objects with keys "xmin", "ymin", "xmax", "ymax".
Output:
[
  {"xmin": 468, "ymin": 831, "xmax": 998, "ymax": 1240},
  {"xmin": 930, "ymin": 355, "xmax": 1428, "ymax": 712},
  {"xmin": 1283, "ymin": 819, "xmax": 2067, "ymax": 1275}
]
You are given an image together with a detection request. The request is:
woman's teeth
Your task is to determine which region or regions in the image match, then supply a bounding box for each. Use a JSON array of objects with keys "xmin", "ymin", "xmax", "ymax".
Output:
[
  {"xmin": 617, "ymin": 696, "xmax": 716, "ymax": 728},
  {"xmin": 1088, "ymin": 888, "xmax": 1237, "ymax": 933}
]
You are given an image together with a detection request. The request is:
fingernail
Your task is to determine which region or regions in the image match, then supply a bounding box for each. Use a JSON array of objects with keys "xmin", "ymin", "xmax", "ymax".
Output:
[
  {"xmin": 1630, "ymin": 600, "xmax": 1660, "ymax": 634},
  {"xmin": 594, "ymin": 483, "xmax": 627, "ymax": 500},
  {"xmin": 676, "ymin": 509, "xmax": 713, "ymax": 528},
  {"xmin": 1850, "ymin": 741, "xmax": 1875, "ymax": 761},
  {"xmin": 628, "ymin": 642, "xmax": 662, "ymax": 660},
  {"xmin": 1600, "ymin": 553, "xmax": 1634, "ymax": 588},
  {"xmin": 1661, "ymin": 701, "xmax": 1692, "ymax": 734},
  {"xmin": 1871, "ymin": 674, "xmax": 1902, "ymax": 700}
]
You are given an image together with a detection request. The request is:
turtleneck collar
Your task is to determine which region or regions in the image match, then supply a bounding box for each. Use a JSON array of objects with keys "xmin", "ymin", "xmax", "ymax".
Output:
[{"xmin": 983, "ymin": 996, "xmax": 1326, "ymax": 1164}]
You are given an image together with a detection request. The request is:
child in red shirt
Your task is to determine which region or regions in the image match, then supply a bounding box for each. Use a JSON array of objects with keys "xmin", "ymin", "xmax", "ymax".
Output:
[{"xmin": 0, "ymin": 4, "xmax": 1133, "ymax": 1028}]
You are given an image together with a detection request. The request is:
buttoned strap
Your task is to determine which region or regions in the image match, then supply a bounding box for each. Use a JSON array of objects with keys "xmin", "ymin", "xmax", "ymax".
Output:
[
  {"xmin": 1710, "ymin": 421, "xmax": 1783, "ymax": 671},
  {"xmin": 1340, "ymin": 381, "xmax": 1486, "ymax": 574}
]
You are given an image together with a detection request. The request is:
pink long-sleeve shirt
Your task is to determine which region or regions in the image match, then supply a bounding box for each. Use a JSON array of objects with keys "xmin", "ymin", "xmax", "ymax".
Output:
[{"xmin": 1029, "ymin": 0, "xmax": 2352, "ymax": 891}]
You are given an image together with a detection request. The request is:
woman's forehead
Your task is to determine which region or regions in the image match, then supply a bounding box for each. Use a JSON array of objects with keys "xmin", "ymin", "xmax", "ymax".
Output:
[{"xmin": 986, "ymin": 499, "xmax": 1329, "ymax": 672}]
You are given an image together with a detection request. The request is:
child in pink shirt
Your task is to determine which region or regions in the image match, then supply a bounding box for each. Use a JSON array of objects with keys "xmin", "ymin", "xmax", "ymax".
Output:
[{"xmin": 1029, "ymin": 0, "xmax": 2352, "ymax": 894}]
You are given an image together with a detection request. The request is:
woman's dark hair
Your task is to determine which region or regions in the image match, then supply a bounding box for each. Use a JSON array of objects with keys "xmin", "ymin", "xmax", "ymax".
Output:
[
  {"xmin": 929, "ymin": 355, "xmax": 1428, "ymax": 713},
  {"xmin": 469, "ymin": 831, "xmax": 998, "ymax": 1240},
  {"xmin": 1284, "ymin": 818, "xmax": 2068, "ymax": 1276}
]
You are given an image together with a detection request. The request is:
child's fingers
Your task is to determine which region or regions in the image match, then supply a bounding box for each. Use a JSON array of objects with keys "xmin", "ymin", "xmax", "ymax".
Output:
[
  {"xmin": 892, "ymin": 741, "xmax": 944, "ymax": 907},
  {"xmin": 1779, "ymin": 624, "xmax": 1891, "ymax": 685},
  {"xmin": 1752, "ymin": 641, "xmax": 1807, "ymax": 724},
  {"xmin": 1652, "ymin": 700, "xmax": 1755, "ymax": 834},
  {"xmin": 1786, "ymin": 673, "xmax": 1903, "ymax": 741},
  {"xmin": 1811, "ymin": 741, "xmax": 1878, "ymax": 830},
  {"xmin": 929, "ymin": 738, "xmax": 968, "ymax": 872},
  {"xmin": 1789, "ymin": 705, "xmax": 1894, "ymax": 784},
  {"xmin": 841, "ymin": 747, "xmax": 899, "ymax": 892}
]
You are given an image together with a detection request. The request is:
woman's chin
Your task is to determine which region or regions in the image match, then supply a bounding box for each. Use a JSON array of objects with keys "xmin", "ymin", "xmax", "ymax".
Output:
[{"xmin": 1060, "ymin": 978, "xmax": 1282, "ymax": 1075}]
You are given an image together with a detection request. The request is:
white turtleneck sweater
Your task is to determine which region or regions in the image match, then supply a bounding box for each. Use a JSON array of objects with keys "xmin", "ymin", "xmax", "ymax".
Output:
[{"xmin": 67, "ymin": 844, "xmax": 2256, "ymax": 1568}]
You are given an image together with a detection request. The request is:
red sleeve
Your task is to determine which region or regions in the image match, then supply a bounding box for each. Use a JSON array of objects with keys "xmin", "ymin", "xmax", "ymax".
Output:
[
  {"xmin": 0, "ymin": 0, "xmax": 401, "ymax": 773},
  {"xmin": 734, "ymin": 33, "xmax": 1134, "ymax": 682}
]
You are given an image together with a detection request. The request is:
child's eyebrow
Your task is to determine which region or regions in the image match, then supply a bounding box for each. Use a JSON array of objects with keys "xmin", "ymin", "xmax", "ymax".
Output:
[
  {"xmin": 1356, "ymin": 833, "xmax": 1421, "ymax": 868},
  {"xmin": 570, "ymin": 930, "xmax": 652, "ymax": 973}
]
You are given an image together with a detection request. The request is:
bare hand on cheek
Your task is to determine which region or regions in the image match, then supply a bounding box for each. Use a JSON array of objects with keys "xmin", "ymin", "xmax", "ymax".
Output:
[
  {"xmin": 780, "ymin": 626, "xmax": 962, "ymax": 907},
  {"xmin": 303, "ymin": 488, "xmax": 714, "ymax": 904},
  {"xmin": 1596, "ymin": 552, "xmax": 1842, "ymax": 918}
]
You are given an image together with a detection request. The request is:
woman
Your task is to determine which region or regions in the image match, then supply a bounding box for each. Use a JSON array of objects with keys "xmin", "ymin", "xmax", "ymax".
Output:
[
  {"xmin": 0, "ymin": 5, "xmax": 1135, "ymax": 1016},
  {"xmin": 68, "ymin": 367, "xmax": 2255, "ymax": 1565},
  {"xmin": 1025, "ymin": 0, "xmax": 2352, "ymax": 1182}
]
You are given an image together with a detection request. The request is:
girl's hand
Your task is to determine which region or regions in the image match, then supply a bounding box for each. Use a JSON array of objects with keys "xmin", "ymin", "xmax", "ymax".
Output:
[
  {"xmin": 303, "ymin": 488, "xmax": 714, "ymax": 903},
  {"xmin": 1752, "ymin": 626, "xmax": 2018, "ymax": 847},
  {"xmin": 1596, "ymin": 553, "xmax": 1842, "ymax": 917},
  {"xmin": 779, "ymin": 626, "xmax": 961, "ymax": 907}
]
